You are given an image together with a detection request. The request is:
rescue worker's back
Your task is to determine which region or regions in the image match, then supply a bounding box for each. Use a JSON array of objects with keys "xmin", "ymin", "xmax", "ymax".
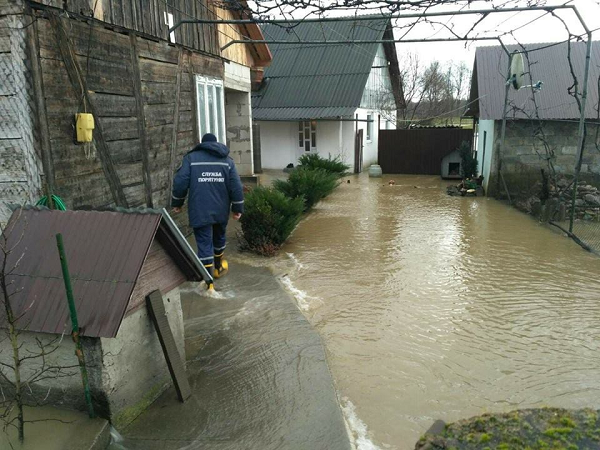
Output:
[{"xmin": 171, "ymin": 136, "xmax": 244, "ymax": 227}]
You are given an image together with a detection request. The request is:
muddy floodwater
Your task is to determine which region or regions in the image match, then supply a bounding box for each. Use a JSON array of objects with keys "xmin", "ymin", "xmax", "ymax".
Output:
[{"xmin": 247, "ymin": 173, "xmax": 600, "ymax": 449}]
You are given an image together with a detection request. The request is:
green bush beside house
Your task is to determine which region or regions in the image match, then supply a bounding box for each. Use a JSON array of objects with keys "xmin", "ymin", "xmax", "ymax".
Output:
[
  {"xmin": 273, "ymin": 167, "xmax": 339, "ymax": 212},
  {"xmin": 297, "ymin": 154, "xmax": 350, "ymax": 177},
  {"xmin": 240, "ymin": 155, "xmax": 350, "ymax": 255}
]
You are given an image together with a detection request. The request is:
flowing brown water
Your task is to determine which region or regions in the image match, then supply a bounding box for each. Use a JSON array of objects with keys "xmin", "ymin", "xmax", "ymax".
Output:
[{"xmin": 262, "ymin": 173, "xmax": 600, "ymax": 449}]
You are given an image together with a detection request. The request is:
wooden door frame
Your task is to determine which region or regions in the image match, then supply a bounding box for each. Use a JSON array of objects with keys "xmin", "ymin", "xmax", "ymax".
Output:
[{"xmin": 354, "ymin": 129, "xmax": 364, "ymax": 174}]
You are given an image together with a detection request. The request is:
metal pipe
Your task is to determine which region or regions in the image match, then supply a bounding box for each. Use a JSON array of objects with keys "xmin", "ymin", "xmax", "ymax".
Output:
[
  {"xmin": 220, "ymin": 36, "xmax": 500, "ymax": 52},
  {"xmin": 56, "ymin": 233, "xmax": 95, "ymax": 419},
  {"xmin": 256, "ymin": 117, "xmax": 374, "ymax": 122},
  {"xmin": 496, "ymin": 49, "xmax": 513, "ymax": 204},
  {"xmin": 169, "ymin": 5, "xmax": 576, "ymax": 35},
  {"xmin": 569, "ymin": 32, "xmax": 593, "ymax": 232}
]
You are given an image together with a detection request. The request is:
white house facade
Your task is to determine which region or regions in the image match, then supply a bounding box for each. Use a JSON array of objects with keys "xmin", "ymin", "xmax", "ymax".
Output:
[{"xmin": 252, "ymin": 19, "xmax": 403, "ymax": 173}]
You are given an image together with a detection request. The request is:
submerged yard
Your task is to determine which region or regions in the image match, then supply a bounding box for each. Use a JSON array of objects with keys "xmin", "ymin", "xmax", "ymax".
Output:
[{"xmin": 265, "ymin": 173, "xmax": 600, "ymax": 449}]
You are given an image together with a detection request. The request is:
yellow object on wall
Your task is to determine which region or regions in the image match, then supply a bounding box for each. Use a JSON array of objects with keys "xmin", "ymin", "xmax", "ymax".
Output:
[{"xmin": 75, "ymin": 113, "xmax": 95, "ymax": 143}]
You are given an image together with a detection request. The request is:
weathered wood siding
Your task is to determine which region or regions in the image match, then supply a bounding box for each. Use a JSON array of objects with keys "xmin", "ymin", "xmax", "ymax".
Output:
[
  {"xmin": 127, "ymin": 239, "xmax": 186, "ymax": 315},
  {"xmin": 0, "ymin": 0, "xmax": 43, "ymax": 224},
  {"xmin": 217, "ymin": 7, "xmax": 254, "ymax": 67},
  {"xmin": 31, "ymin": 0, "xmax": 220, "ymax": 56},
  {"xmin": 34, "ymin": 9, "xmax": 222, "ymax": 213}
]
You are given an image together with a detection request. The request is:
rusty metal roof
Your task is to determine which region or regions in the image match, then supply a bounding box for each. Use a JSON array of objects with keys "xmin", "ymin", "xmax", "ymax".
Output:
[
  {"xmin": 465, "ymin": 41, "xmax": 600, "ymax": 120},
  {"xmin": 0, "ymin": 208, "xmax": 204, "ymax": 338}
]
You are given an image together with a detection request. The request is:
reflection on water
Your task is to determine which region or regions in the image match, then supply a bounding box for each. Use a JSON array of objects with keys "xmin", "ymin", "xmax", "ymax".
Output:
[{"xmin": 278, "ymin": 174, "xmax": 600, "ymax": 449}]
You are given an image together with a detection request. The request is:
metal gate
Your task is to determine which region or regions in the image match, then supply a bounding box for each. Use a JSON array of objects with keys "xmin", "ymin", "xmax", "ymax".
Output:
[{"xmin": 378, "ymin": 128, "xmax": 473, "ymax": 175}]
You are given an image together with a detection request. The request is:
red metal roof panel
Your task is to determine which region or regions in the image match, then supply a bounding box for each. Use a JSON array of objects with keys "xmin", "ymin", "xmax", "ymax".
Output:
[{"xmin": 0, "ymin": 209, "xmax": 161, "ymax": 338}]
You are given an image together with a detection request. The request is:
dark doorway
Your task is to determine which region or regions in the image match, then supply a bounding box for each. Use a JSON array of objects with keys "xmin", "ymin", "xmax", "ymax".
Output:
[
  {"xmin": 448, "ymin": 162, "xmax": 460, "ymax": 177},
  {"xmin": 252, "ymin": 124, "xmax": 262, "ymax": 174},
  {"xmin": 354, "ymin": 129, "xmax": 363, "ymax": 174}
]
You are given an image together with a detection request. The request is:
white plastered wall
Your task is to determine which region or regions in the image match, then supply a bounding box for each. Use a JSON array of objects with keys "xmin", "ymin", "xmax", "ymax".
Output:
[
  {"xmin": 258, "ymin": 118, "xmax": 358, "ymax": 170},
  {"xmin": 476, "ymin": 119, "xmax": 495, "ymax": 192}
]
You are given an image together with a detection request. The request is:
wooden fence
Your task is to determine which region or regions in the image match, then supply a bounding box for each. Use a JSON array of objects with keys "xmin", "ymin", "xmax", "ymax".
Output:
[{"xmin": 378, "ymin": 128, "xmax": 473, "ymax": 175}]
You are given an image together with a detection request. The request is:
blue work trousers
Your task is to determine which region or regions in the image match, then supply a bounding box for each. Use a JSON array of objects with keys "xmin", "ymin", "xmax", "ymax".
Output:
[{"xmin": 193, "ymin": 223, "xmax": 227, "ymax": 268}]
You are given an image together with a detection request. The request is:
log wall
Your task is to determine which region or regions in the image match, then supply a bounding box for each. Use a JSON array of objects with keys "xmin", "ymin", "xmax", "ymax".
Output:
[
  {"xmin": 0, "ymin": 0, "xmax": 43, "ymax": 224},
  {"xmin": 33, "ymin": 9, "xmax": 222, "ymax": 217},
  {"xmin": 32, "ymin": 0, "xmax": 220, "ymax": 56}
]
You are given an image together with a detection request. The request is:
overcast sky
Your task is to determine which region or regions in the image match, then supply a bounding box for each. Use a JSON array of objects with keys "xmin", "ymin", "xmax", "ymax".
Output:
[
  {"xmin": 261, "ymin": 0, "xmax": 600, "ymax": 67},
  {"xmin": 392, "ymin": 0, "xmax": 600, "ymax": 66}
]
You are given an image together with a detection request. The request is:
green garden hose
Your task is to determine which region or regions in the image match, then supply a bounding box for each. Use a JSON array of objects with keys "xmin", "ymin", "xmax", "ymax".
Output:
[{"xmin": 36, "ymin": 195, "xmax": 67, "ymax": 211}]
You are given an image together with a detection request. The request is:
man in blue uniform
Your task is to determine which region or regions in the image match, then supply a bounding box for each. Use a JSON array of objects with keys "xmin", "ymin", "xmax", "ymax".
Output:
[{"xmin": 171, "ymin": 133, "xmax": 244, "ymax": 289}]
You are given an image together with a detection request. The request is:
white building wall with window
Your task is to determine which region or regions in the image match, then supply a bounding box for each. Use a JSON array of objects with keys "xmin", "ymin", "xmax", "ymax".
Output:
[
  {"xmin": 195, "ymin": 76, "xmax": 227, "ymax": 143},
  {"xmin": 258, "ymin": 119, "xmax": 358, "ymax": 170}
]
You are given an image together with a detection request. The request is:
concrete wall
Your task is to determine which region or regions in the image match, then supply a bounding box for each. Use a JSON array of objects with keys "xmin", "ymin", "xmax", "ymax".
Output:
[
  {"xmin": 476, "ymin": 119, "xmax": 495, "ymax": 192},
  {"xmin": 224, "ymin": 62, "xmax": 253, "ymax": 176},
  {"xmin": 441, "ymin": 150, "xmax": 462, "ymax": 179},
  {"xmin": 0, "ymin": 287, "xmax": 185, "ymax": 428},
  {"xmin": 487, "ymin": 119, "xmax": 600, "ymax": 197},
  {"xmin": 0, "ymin": 328, "xmax": 92, "ymax": 410},
  {"xmin": 0, "ymin": 5, "xmax": 43, "ymax": 225},
  {"xmin": 100, "ymin": 287, "xmax": 184, "ymax": 428}
]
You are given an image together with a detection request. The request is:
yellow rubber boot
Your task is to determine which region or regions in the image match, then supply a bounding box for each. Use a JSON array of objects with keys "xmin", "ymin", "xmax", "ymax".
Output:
[
  {"xmin": 204, "ymin": 264, "xmax": 215, "ymax": 290},
  {"xmin": 214, "ymin": 260, "xmax": 229, "ymax": 279}
]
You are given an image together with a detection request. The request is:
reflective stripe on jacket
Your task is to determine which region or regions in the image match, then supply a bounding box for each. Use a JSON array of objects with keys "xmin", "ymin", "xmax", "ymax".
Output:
[{"xmin": 171, "ymin": 141, "xmax": 244, "ymax": 227}]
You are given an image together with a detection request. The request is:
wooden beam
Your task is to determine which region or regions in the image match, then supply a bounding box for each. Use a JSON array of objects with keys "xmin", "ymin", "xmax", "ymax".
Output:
[
  {"xmin": 129, "ymin": 32, "xmax": 153, "ymax": 208},
  {"xmin": 146, "ymin": 290, "xmax": 191, "ymax": 402},
  {"xmin": 167, "ymin": 48, "xmax": 184, "ymax": 208},
  {"xmin": 48, "ymin": 12, "xmax": 129, "ymax": 207},
  {"xmin": 27, "ymin": 9, "xmax": 56, "ymax": 201},
  {"xmin": 189, "ymin": 54, "xmax": 199, "ymax": 142}
]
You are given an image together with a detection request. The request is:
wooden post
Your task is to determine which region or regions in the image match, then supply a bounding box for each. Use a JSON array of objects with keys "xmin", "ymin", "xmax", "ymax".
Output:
[
  {"xmin": 48, "ymin": 13, "xmax": 129, "ymax": 208},
  {"xmin": 56, "ymin": 233, "xmax": 95, "ymax": 419},
  {"xmin": 129, "ymin": 32, "xmax": 153, "ymax": 208},
  {"xmin": 27, "ymin": 10, "xmax": 56, "ymax": 208},
  {"xmin": 189, "ymin": 55, "xmax": 199, "ymax": 141},
  {"xmin": 167, "ymin": 48, "xmax": 184, "ymax": 208},
  {"xmin": 146, "ymin": 290, "xmax": 191, "ymax": 402}
]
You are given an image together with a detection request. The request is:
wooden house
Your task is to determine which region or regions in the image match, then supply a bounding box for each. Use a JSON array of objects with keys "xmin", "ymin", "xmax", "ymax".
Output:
[
  {"xmin": 0, "ymin": 207, "xmax": 205, "ymax": 427},
  {"xmin": 0, "ymin": 0, "xmax": 271, "ymax": 225}
]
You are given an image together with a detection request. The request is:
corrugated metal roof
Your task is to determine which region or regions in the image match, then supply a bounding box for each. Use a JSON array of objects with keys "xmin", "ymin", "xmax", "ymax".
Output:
[
  {"xmin": 466, "ymin": 41, "xmax": 600, "ymax": 120},
  {"xmin": 253, "ymin": 17, "xmax": 389, "ymax": 120},
  {"xmin": 0, "ymin": 209, "xmax": 204, "ymax": 338}
]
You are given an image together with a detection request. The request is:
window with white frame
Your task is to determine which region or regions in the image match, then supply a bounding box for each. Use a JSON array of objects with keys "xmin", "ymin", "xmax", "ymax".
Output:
[
  {"xmin": 298, "ymin": 120, "xmax": 316, "ymax": 152},
  {"xmin": 196, "ymin": 76, "xmax": 226, "ymax": 143},
  {"xmin": 366, "ymin": 114, "xmax": 373, "ymax": 141}
]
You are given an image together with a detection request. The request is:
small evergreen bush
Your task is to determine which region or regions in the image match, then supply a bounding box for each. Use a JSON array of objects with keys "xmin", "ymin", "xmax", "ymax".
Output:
[
  {"xmin": 273, "ymin": 167, "xmax": 339, "ymax": 211},
  {"xmin": 239, "ymin": 187, "xmax": 304, "ymax": 256},
  {"xmin": 298, "ymin": 153, "xmax": 350, "ymax": 177},
  {"xmin": 458, "ymin": 140, "xmax": 478, "ymax": 179}
]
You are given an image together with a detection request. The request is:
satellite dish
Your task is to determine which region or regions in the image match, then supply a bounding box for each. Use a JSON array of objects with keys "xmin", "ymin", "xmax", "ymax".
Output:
[{"xmin": 508, "ymin": 51, "xmax": 525, "ymax": 90}]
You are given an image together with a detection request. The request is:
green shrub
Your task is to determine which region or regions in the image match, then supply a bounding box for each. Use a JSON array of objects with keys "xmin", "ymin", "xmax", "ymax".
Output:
[
  {"xmin": 297, "ymin": 153, "xmax": 350, "ymax": 177},
  {"xmin": 273, "ymin": 167, "xmax": 339, "ymax": 211},
  {"xmin": 239, "ymin": 187, "xmax": 304, "ymax": 256}
]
